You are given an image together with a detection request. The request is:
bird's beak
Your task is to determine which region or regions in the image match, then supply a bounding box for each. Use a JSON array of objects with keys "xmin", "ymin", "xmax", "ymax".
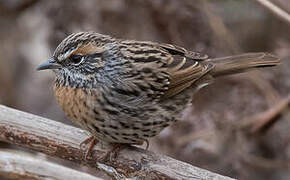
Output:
[{"xmin": 36, "ymin": 58, "xmax": 61, "ymax": 71}]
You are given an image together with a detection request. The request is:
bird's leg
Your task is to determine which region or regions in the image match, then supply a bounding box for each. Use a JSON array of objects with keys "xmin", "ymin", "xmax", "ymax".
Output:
[
  {"xmin": 100, "ymin": 143, "xmax": 125, "ymax": 162},
  {"xmin": 80, "ymin": 136, "xmax": 98, "ymax": 160},
  {"xmin": 100, "ymin": 140, "xmax": 150, "ymax": 162},
  {"xmin": 80, "ymin": 138, "xmax": 150, "ymax": 162},
  {"xmin": 81, "ymin": 138, "xmax": 126, "ymax": 162}
]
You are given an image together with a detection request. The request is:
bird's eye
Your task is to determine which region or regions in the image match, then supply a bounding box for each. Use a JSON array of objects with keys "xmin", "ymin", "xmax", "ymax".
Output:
[{"xmin": 70, "ymin": 54, "xmax": 83, "ymax": 64}]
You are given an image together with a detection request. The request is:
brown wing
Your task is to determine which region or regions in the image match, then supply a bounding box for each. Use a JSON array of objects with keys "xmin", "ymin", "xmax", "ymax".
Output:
[
  {"xmin": 159, "ymin": 43, "xmax": 209, "ymax": 61},
  {"xmin": 159, "ymin": 44, "xmax": 212, "ymax": 98},
  {"xmin": 114, "ymin": 41, "xmax": 213, "ymax": 100}
]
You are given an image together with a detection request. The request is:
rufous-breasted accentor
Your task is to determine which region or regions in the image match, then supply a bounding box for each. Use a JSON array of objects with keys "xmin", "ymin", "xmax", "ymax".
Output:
[{"xmin": 37, "ymin": 31, "xmax": 280, "ymax": 155}]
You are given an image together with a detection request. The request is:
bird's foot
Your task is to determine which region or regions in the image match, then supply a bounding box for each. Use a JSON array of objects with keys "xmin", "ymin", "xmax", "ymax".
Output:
[
  {"xmin": 143, "ymin": 139, "xmax": 150, "ymax": 150},
  {"xmin": 80, "ymin": 136, "xmax": 98, "ymax": 160},
  {"xmin": 100, "ymin": 143, "xmax": 125, "ymax": 162},
  {"xmin": 80, "ymin": 138, "xmax": 149, "ymax": 162},
  {"xmin": 100, "ymin": 140, "xmax": 150, "ymax": 162},
  {"xmin": 136, "ymin": 139, "xmax": 150, "ymax": 150}
]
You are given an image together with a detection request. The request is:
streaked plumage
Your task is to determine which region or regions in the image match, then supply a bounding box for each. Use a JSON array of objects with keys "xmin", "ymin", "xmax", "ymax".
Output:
[{"xmin": 38, "ymin": 31, "xmax": 280, "ymax": 145}]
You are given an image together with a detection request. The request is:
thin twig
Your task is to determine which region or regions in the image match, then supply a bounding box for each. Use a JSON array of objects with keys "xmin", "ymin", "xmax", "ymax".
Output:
[
  {"xmin": 250, "ymin": 95, "xmax": 290, "ymax": 134},
  {"xmin": 255, "ymin": 0, "xmax": 290, "ymax": 25},
  {"xmin": 236, "ymin": 95, "xmax": 290, "ymax": 133},
  {"xmin": 200, "ymin": 0, "xmax": 241, "ymax": 54}
]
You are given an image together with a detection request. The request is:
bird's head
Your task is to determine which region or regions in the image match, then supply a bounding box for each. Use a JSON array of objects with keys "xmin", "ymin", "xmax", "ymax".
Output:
[{"xmin": 37, "ymin": 31, "xmax": 114, "ymax": 86}]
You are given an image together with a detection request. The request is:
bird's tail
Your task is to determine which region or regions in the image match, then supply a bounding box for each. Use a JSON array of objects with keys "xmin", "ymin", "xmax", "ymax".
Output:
[{"xmin": 207, "ymin": 52, "xmax": 280, "ymax": 77}]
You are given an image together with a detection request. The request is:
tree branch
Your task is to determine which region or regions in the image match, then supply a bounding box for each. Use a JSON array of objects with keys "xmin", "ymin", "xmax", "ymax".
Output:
[
  {"xmin": 0, "ymin": 149, "xmax": 101, "ymax": 180},
  {"xmin": 0, "ymin": 105, "xmax": 235, "ymax": 180}
]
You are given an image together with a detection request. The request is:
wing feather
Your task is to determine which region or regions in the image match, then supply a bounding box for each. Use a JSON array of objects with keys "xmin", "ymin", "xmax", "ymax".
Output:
[
  {"xmin": 110, "ymin": 40, "xmax": 213, "ymax": 100},
  {"xmin": 164, "ymin": 54, "xmax": 212, "ymax": 98}
]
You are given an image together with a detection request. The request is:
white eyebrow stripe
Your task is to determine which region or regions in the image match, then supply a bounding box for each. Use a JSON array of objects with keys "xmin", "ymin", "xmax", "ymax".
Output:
[{"xmin": 57, "ymin": 48, "xmax": 76, "ymax": 62}]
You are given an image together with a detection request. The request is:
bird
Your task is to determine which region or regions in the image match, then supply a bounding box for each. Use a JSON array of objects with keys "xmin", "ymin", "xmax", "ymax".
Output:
[{"xmin": 37, "ymin": 31, "xmax": 280, "ymax": 159}]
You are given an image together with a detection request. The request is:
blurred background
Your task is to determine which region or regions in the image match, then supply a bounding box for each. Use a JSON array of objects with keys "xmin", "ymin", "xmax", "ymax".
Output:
[{"xmin": 0, "ymin": 0, "xmax": 290, "ymax": 179}]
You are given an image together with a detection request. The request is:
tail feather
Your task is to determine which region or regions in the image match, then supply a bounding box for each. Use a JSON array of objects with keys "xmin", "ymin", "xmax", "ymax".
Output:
[{"xmin": 207, "ymin": 52, "xmax": 280, "ymax": 77}]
